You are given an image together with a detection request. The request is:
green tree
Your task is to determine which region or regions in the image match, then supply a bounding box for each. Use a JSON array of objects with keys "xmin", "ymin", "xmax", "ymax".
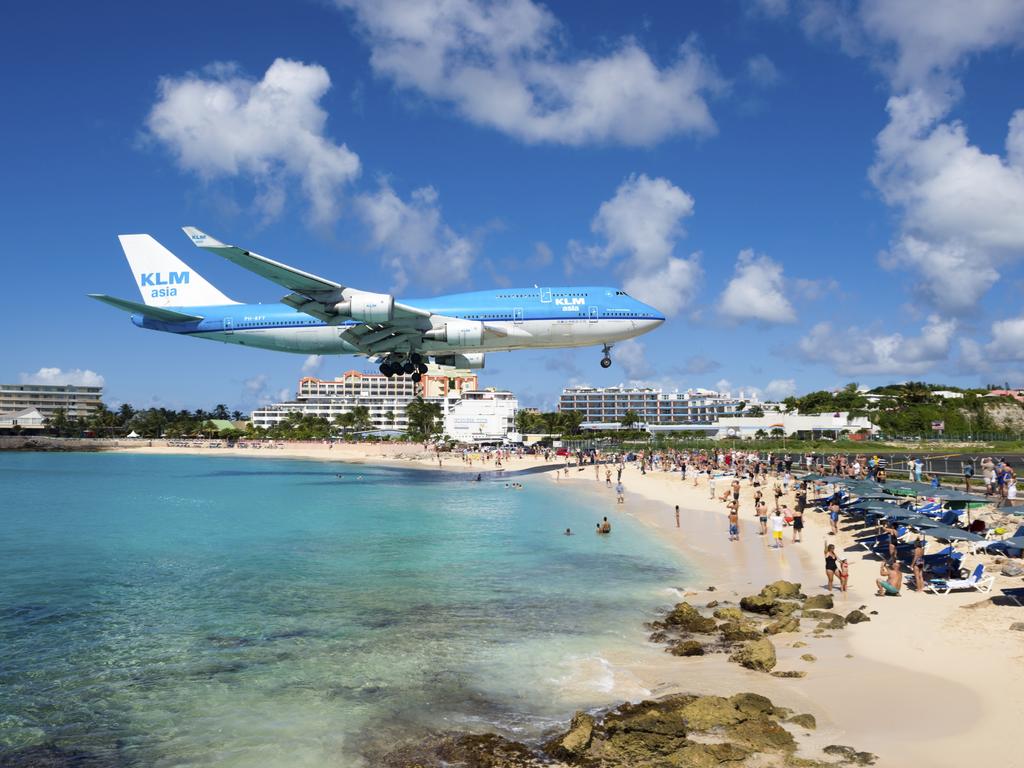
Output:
[
  {"xmin": 349, "ymin": 406, "xmax": 373, "ymax": 433},
  {"xmin": 48, "ymin": 407, "xmax": 70, "ymax": 437},
  {"xmin": 405, "ymin": 397, "xmax": 443, "ymax": 441},
  {"xmin": 746, "ymin": 405, "xmax": 765, "ymax": 418},
  {"xmin": 620, "ymin": 410, "xmax": 640, "ymax": 430},
  {"xmin": 212, "ymin": 404, "xmax": 230, "ymax": 419}
]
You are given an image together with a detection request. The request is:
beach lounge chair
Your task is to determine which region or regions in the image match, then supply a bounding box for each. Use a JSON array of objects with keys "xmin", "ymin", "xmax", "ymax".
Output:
[{"xmin": 925, "ymin": 564, "xmax": 995, "ymax": 595}]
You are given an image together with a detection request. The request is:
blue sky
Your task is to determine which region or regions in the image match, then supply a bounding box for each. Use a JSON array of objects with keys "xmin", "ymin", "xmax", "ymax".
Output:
[{"xmin": 3, "ymin": 0, "xmax": 1024, "ymax": 411}]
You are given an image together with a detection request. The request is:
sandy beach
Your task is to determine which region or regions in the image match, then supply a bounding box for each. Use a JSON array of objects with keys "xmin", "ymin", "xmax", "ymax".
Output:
[{"xmin": 108, "ymin": 440, "xmax": 1023, "ymax": 766}]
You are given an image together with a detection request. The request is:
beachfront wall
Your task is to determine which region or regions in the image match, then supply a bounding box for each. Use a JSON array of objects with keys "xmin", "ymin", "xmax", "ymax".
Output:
[
  {"xmin": 583, "ymin": 411, "xmax": 876, "ymax": 439},
  {"xmin": 443, "ymin": 390, "xmax": 518, "ymax": 443}
]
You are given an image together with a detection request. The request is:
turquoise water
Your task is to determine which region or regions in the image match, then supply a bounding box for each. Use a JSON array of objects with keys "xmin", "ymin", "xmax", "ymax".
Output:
[{"xmin": 0, "ymin": 453, "xmax": 687, "ymax": 767}]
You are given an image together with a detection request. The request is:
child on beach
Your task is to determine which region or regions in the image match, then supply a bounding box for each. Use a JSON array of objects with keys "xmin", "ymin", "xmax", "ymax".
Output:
[
  {"xmin": 616, "ymin": 482, "xmax": 624, "ymax": 504},
  {"xmin": 770, "ymin": 510, "xmax": 784, "ymax": 549}
]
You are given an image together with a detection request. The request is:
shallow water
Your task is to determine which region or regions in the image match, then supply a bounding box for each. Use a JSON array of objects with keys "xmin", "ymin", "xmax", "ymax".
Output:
[{"xmin": 0, "ymin": 453, "xmax": 688, "ymax": 767}]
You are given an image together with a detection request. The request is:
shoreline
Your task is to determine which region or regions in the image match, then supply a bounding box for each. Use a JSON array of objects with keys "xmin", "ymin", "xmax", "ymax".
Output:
[
  {"xmin": 27, "ymin": 442, "xmax": 1024, "ymax": 766},
  {"xmin": 545, "ymin": 461, "xmax": 1022, "ymax": 768}
]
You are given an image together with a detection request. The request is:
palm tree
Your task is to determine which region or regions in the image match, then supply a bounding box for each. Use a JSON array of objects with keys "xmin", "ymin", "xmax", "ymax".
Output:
[
  {"xmin": 49, "ymin": 407, "xmax": 70, "ymax": 437},
  {"xmin": 231, "ymin": 410, "xmax": 244, "ymax": 421},
  {"xmin": 405, "ymin": 397, "xmax": 443, "ymax": 441},
  {"xmin": 349, "ymin": 406, "xmax": 373, "ymax": 433},
  {"xmin": 212, "ymin": 404, "xmax": 230, "ymax": 420}
]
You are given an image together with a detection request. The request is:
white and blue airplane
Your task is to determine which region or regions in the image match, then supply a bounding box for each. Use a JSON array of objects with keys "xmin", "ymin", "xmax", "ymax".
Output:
[{"xmin": 90, "ymin": 228, "xmax": 665, "ymax": 381}]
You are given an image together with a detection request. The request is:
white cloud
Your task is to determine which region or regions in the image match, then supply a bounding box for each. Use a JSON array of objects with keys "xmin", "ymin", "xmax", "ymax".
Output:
[
  {"xmin": 858, "ymin": 0, "xmax": 1024, "ymax": 91},
  {"xmin": 718, "ymin": 249, "xmax": 796, "ymax": 323},
  {"xmin": 983, "ymin": 315, "xmax": 1024, "ymax": 362},
  {"xmin": 614, "ymin": 339, "xmax": 652, "ymax": 379},
  {"xmin": 746, "ymin": 54, "xmax": 780, "ymax": 86},
  {"xmin": 782, "ymin": 1, "xmax": 1024, "ymax": 313},
  {"xmin": 336, "ymin": 0, "xmax": 721, "ymax": 146},
  {"xmin": 146, "ymin": 58, "xmax": 361, "ymax": 225},
  {"xmin": 764, "ymin": 378, "xmax": 797, "ymax": 399},
  {"xmin": 678, "ymin": 355, "xmax": 721, "ymax": 375},
  {"xmin": 570, "ymin": 174, "xmax": 702, "ymax": 316},
  {"xmin": 798, "ymin": 315, "xmax": 956, "ymax": 376},
  {"xmin": 750, "ymin": 0, "xmax": 789, "ymax": 18},
  {"xmin": 301, "ymin": 355, "xmax": 324, "ymax": 375},
  {"xmin": 18, "ymin": 368, "xmax": 105, "ymax": 387},
  {"xmin": 715, "ymin": 378, "xmax": 733, "ymax": 393},
  {"xmin": 355, "ymin": 180, "xmax": 476, "ymax": 293}
]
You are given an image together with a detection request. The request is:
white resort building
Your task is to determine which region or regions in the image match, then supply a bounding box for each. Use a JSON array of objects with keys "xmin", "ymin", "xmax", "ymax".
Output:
[
  {"xmin": 251, "ymin": 369, "xmax": 519, "ymax": 443},
  {"xmin": 559, "ymin": 385, "xmax": 758, "ymax": 428},
  {"xmin": 0, "ymin": 383, "xmax": 103, "ymax": 420}
]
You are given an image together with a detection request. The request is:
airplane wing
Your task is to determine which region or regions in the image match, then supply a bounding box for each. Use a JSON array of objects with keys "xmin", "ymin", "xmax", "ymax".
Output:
[{"xmin": 181, "ymin": 227, "xmax": 430, "ymax": 321}]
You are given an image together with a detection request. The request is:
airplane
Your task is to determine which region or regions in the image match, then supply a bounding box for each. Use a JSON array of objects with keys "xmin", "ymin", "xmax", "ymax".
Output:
[{"xmin": 90, "ymin": 228, "xmax": 666, "ymax": 382}]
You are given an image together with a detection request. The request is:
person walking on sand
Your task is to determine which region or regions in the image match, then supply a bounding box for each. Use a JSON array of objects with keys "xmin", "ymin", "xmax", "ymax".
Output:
[
  {"xmin": 825, "ymin": 543, "xmax": 839, "ymax": 591},
  {"xmin": 675, "ymin": 505, "xmax": 680, "ymax": 528},
  {"xmin": 757, "ymin": 498, "xmax": 769, "ymax": 536},
  {"xmin": 709, "ymin": 474, "xmax": 717, "ymax": 500},
  {"xmin": 616, "ymin": 482, "xmax": 624, "ymax": 504},
  {"xmin": 727, "ymin": 501, "xmax": 739, "ymax": 542},
  {"xmin": 828, "ymin": 499, "xmax": 841, "ymax": 536},
  {"xmin": 770, "ymin": 509, "xmax": 785, "ymax": 549}
]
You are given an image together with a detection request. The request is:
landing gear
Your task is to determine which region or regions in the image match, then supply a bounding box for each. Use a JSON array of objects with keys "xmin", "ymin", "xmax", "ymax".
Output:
[
  {"xmin": 379, "ymin": 356, "xmax": 430, "ymax": 378},
  {"xmin": 411, "ymin": 372, "xmax": 421, "ymax": 383},
  {"xmin": 600, "ymin": 344, "xmax": 613, "ymax": 368}
]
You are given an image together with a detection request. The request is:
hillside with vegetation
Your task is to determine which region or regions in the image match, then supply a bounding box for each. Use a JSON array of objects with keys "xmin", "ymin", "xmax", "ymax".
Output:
[{"xmin": 783, "ymin": 382, "xmax": 1024, "ymax": 437}]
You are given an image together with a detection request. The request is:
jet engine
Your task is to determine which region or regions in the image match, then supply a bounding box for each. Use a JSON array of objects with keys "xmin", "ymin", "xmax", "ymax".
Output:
[
  {"xmin": 422, "ymin": 319, "xmax": 483, "ymax": 347},
  {"xmin": 434, "ymin": 353, "xmax": 485, "ymax": 369},
  {"xmin": 331, "ymin": 292, "xmax": 394, "ymax": 323}
]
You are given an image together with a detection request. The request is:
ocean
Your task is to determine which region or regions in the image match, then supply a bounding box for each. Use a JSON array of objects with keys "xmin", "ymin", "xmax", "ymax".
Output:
[{"xmin": 0, "ymin": 453, "xmax": 688, "ymax": 767}]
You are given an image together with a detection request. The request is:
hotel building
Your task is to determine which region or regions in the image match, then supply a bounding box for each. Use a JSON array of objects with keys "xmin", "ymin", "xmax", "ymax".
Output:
[
  {"xmin": 558, "ymin": 385, "xmax": 756, "ymax": 427},
  {"xmin": 0, "ymin": 383, "xmax": 103, "ymax": 420}
]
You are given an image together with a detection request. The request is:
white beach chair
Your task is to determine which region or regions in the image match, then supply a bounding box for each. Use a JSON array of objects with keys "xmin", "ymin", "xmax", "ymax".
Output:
[{"xmin": 924, "ymin": 564, "xmax": 995, "ymax": 595}]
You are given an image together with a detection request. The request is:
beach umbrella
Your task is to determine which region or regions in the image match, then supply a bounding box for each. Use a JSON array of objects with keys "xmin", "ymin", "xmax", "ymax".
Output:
[
  {"xmin": 903, "ymin": 516, "xmax": 944, "ymax": 530},
  {"xmin": 922, "ymin": 526, "xmax": 984, "ymax": 543}
]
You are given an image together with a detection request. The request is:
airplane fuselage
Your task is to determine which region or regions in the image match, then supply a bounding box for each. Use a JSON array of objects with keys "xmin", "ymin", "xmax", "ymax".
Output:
[{"xmin": 130, "ymin": 285, "xmax": 664, "ymax": 356}]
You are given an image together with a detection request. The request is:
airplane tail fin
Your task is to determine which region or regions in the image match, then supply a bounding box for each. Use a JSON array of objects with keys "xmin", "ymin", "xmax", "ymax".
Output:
[{"xmin": 118, "ymin": 234, "xmax": 238, "ymax": 307}]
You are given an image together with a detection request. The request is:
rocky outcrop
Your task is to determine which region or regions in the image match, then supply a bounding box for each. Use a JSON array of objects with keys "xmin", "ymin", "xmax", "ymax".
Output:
[
  {"xmin": 712, "ymin": 606, "xmax": 744, "ymax": 622},
  {"xmin": 803, "ymin": 594, "xmax": 835, "ymax": 610},
  {"xmin": 661, "ymin": 602, "xmax": 718, "ymax": 633},
  {"xmin": 729, "ymin": 638, "xmax": 777, "ymax": 672},
  {"xmin": 845, "ymin": 610, "xmax": 871, "ymax": 625},
  {"xmin": 739, "ymin": 594, "xmax": 778, "ymax": 615},
  {"xmin": 763, "ymin": 616, "xmax": 800, "ymax": 635},
  {"xmin": 669, "ymin": 640, "xmax": 705, "ymax": 657},
  {"xmin": 788, "ymin": 713, "xmax": 817, "ymax": 730},
  {"xmin": 760, "ymin": 580, "xmax": 804, "ymax": 600},
  {"xmin": 375, "ymin": 691, "xmax": 869, "ymax": 767},
  {"xmin": 544, "ymin": 711, "xmax": 594, "ymax": 760},
  {"xmin": 824, "ymin": 744, "xmax": 879, "ymax": 765},
  {"xmin": 719, "ymin": 621, "xmax": 763, "ymax": 642}
]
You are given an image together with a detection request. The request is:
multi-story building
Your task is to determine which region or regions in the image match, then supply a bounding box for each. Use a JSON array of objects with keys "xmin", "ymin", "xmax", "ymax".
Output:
[
  {"xmin": 443, "ymin": 389, "xmax": 518, "ymax": 443},
  {"xmin": 251, "ymin": 368, "xmax": 478, "ymax": 431},
  {"xmin": 558, "ymin": 385, "xmax": 755, "ymax": 427},
  {"xmin": 0, "ymin": 383, "xmax": 103, "ymax": 420}
]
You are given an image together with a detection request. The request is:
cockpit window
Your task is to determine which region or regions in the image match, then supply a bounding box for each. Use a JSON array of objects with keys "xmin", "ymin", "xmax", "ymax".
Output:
[{"xmin": 614, "ymin": 290, "xmax": 630, "ymax": 296}]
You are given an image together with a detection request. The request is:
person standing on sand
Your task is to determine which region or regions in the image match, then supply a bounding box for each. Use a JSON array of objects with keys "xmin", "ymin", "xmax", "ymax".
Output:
[
  {"xmin": 757, "ymin": 498, "xmax": 769, "ymax": 536},
  {"xmin": 709, "ymin": 474, "xmax": 716, "ymax": 500},
  {"xmin": 616, "ymin": 482, "xmax": 624, "ymax": 504},
  {"xmin": 727, "ymin": 501, "xmax": 739, "ymax": 541},
  {"xmin": 675, "ymin": 505, "xmax": 680, "ymax": 528},
  {"xmin": 911, "ymin": 537, "xmax": 925, "ymax": 592},
  {"xmin": 790, "ymin": 504, "xmax": 803, "ymax": 542},
  {"xmin": 828, "ymin": 499, "xmax": 840, "ymax": 536},
  {"xmin": 770, "ymin": 509, "xmax": 785, "ymax": 549},
  {"xmin": 825, "ymin": 543, "xmax": 839, "ymax": 591}
]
